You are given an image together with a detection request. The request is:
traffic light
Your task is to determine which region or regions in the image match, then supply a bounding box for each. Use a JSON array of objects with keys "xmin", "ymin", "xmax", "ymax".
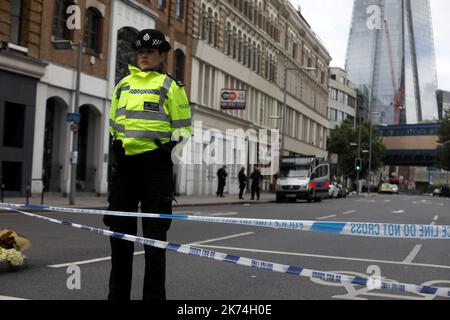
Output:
[{"xmin": 355, "ymin": 158, "xmax": 362, "ymax": 172}]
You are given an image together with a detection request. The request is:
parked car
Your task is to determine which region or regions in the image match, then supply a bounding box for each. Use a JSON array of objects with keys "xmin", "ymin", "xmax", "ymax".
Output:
[
  {"xmin": 433, "ymin": 188, "xmax": 441, "ymax": 197},
  {"xmin": 438, "ymin": 186, "xmax": 450, "ymax": 198},
  {"xmin": 379, "ymin": 183, "xmax": 393, "ymax": 194},
  {"xmin": 391, "ymin": 184, "xmax": 399, "ymax": 194},
  {"xmin": 337, "ymin": 184, "xmax": 347, "ymax": 198},
  {"xmin": 328, "ymin": 183, "xmax": 340, "ymax": 199}
]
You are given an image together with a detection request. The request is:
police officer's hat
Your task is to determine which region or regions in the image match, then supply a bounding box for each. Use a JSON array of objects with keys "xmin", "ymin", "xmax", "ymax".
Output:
[{"xmin": 132, "ymin": 29, "xmax": 171, "ymax": 52}]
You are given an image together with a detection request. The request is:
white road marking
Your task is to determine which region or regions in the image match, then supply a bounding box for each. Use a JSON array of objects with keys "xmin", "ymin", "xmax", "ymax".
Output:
[
  {"xmin": 317, "ymin": 215, "xmax": 337, "ymax": 220},
  {"xmin": 392, "ymin": 210, "xmax": 405, "ymax": 214},
  {"xmin": 193, "ymin": 244, "xmax": 450, "ymax": 270},
  {"xmin": 433, "ymin": 215, "xmax": 439, "ymax": 221},
  {"xmin": 0, "ymin": 295, "xmax": 27, "ymax": 300},
  {"xmin": 189, "ymin": 232, "xmax": 255, "ymax": 245},
  {"xmin": 47, "ymin": 251, "xmax": 145, "ymax": 268},
  {"xmin": 209, "ymin": 212, "xmax": 238, "ymax": 217},
  {"xmin": 342, "ymin": 210, "xmax": 357, "ymax": 215},
  {"xmin": 403, "ymin": 245, "xmax": 423, "ymax": 263},
  {"xmin": 384, "ymin": 200, "xmax": 391, "ymax": 203},
  {"xmin": 47, "ymin": 232, "xmax": 255, "ymax": 268}
]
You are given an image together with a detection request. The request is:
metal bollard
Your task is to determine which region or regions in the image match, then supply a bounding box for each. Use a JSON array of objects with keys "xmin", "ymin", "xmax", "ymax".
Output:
[
  {"xmin": 41, "ymin": 177, "xmax": 45, "ymax": 205},
  {"xmin": 1, "ymin": 183, "xmax": 4, "ymax": 203},
  {"xmin": 26, "ymin": 182, "xmax": 31, "ymax": 205}
]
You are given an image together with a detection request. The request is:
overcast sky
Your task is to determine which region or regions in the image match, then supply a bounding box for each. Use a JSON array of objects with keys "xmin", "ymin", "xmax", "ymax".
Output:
[{"xmin": 289, "ymin": 0, "xmax": 450, "ymax": 91}]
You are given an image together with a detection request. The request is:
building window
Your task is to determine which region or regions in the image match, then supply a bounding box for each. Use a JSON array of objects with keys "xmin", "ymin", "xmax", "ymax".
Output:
[
  {"xmin": 115, "ymin": 27, "xmax": 138, "ymax": 84},
  {"xmin": 348, "ymin": 95, "xmax": 356, "ymax": 108},
  {"xmin": 158, "ymin": 0, "xmax": 166, "ymax": 10},
  {"xmin": 330, "ymin": 74, "xmax": 336, "ymax": 80},
  {"xmin": 10, "ymin": 0, "xmax": 22, "ymax": 44},
  {"xmin": 3, "ymin": 102, "xmax": 25, "ymax": 148},
  {"xmin": 174, "ymin": 49, "xmax": 185, "ymax": 82},
  {"xmin": 84, "ymin": 8, "xmax": 102, "ymax": 53},
  {"xmin": 176, "ymin": 0, "xmax": 184, "ymax": 19},
  {"xmin": 2, "ymin": 162, "xmax": 22, "ymax": 192},
  {"xmin": 53, "ymin": 0, "xmax": 74, "ymax": 40}
]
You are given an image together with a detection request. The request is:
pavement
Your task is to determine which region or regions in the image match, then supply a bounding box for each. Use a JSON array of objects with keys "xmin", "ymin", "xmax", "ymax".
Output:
[{"xmin": 1, "ymin": 192, "xmax": 275, "ymax": 209}]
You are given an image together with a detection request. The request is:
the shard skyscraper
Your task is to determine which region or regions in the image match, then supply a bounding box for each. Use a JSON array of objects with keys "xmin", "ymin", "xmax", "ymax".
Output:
[{"xmin": 345, "ymin": 0, "xmax": 439, "ymax": 125}]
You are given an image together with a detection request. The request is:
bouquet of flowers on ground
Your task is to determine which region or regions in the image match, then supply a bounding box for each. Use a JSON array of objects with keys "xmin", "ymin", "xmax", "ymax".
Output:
[{"xmin": 0, "ymin": 229, "xmax": 31, "ymax": 268}]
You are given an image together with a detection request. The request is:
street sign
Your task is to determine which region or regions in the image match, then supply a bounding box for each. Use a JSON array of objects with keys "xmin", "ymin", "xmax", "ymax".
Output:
[
  {"xmin": 70, "ymin": 123, "xmax": 79, "ymax": 132},
  {"xmin": 330, "ymin": 154, "xmax": 338, "ymax": 164},
  {"xmin": 220, "ymin": 89, "xmax": 246, "ymax": 110},
  {"xmin": 66, "ymin": 113, "xmax": 81, "ymax": 123}
]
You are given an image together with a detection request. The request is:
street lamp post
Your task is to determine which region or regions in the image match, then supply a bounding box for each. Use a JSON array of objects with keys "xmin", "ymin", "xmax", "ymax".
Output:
[{"xmin": 52, "ymin": 40, "xmax": 82, "ymax": 205}]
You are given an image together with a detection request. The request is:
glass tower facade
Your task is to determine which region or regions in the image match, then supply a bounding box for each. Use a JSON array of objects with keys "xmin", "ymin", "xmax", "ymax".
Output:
[{"xmin": 346, "ymin": 0, "xmax": 438, "ymax": 125}]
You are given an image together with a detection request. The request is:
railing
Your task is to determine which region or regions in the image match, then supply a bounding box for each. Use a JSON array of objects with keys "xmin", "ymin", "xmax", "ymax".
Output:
[
  {"xmin": 25, "ymin": 177, "xmax": 46, "ymax": 205},
  {"xmin": 0, "ymin": 176, "xmax": 4, "ymax": 203}
]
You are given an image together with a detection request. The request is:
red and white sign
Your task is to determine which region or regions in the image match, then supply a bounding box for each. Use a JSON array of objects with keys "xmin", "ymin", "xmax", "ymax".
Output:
[{"xmin": 220, "ymin": 89, "xmax": 246, "ymax": 110}]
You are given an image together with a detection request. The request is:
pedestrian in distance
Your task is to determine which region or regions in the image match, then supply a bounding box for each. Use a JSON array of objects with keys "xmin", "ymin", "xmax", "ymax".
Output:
[
  {"xmin": 216, "ymin": 165, "xmax": 228, "ymax": 197},
  {"xmin": 238, "ymin": 167, "xmax": 247, "ymax": 199},
  {"xmin": 104, "ymin": 29, "xmax": 192, "ymax": 300},
  {"xmin": 250, "ymin": 166, "xmax": 262, "ymax": 200}
]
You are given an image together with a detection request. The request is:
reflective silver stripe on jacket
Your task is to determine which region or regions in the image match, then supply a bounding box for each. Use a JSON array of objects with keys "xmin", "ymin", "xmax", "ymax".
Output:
[
  {"xmin": 109, "ymin": 119, "xmax": 125, "ymax": 133},
  {"xmin": 172, "ymin": 118, "xmax": 192, "ymax": 128},
  {"xmin": 125, "ymin": 110, "xmax": 171, "ymax": 123},
  {"xmin": 116, "ymin": 85, "xmax": 130, "ymax": 99},
  {"xmin": 159, "ymin": 76, "xmax": 173, "ymax": 112},
  {"xmin": 125, "ymin": 130, "xmax": 172, "ymax": 139},
  {"xmin": 115, "ymin": 107, "xmax": 126, "ymax": 118}
]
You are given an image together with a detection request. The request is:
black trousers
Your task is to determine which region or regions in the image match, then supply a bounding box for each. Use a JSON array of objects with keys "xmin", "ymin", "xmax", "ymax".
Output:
[
  {"xmin": 104, "ymin": 148, "xmax": 173, "ymax": 300},
  {"xmin": 239, "ymin": 183, "xmax": 246, "ymax": 199},
  {"xmin": 217, "ymin": 180, "xmax": 226, "ymax": 197},
  {"xmin": 251, "ymin": 184, "xmax": 260, "ymax": 200}
]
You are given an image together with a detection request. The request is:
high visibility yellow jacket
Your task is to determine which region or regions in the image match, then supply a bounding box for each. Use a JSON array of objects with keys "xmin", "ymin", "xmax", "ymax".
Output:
[{"xmin": 109, "ymin": 65, "xmax": 192, "ymax": 155}]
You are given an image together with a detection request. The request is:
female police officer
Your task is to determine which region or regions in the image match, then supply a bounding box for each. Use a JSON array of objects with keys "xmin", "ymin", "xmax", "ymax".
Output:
[{"xmin": 105, "ymin": 29, "xmax": 192, "ymax": 300}]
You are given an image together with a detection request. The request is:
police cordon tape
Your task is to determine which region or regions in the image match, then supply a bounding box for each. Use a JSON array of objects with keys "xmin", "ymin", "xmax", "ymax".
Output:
[
  {"xmin": 1, "ymin": 203, "xmax": 450, "ymax": 240},
  {"xmin": 3, "ymin": 207, "xmax": 450, "ymax": 298}
]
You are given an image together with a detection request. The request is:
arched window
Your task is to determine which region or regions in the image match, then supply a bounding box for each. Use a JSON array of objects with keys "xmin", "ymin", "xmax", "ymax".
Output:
[
  {"xmin": 174, "ymin": 49, "xmax": 185, "ymax": 82},
  {"xmin": 84, "ymin": 7, "xmax": 102, "ymax": 53},
  {"xmin": 201, "ymin": 4, "xmax": 207, "ymax": 41},
  {"xmin": 115, "ymin": 27, "xmax": 138, "ymax": 84},
  {"xmin": 237, "ymin": 30, "xmax": 242, "ymax": 62},
  {"xmin": 243, "ymin": 34, "xmax": 248, "ymax": 66},
  {"xmin": 257, "ymin": 44, "xmax": 261, "ymax": 74},
  {"xmin": 214, "ymin": 13, "xmax": 219, "ymax": 47},
  {"xmin": 226, "ymin": 22, "xmax": 232, "ymax": 55},
  {"xmin": 175, "ymin": 0, "xmax": 184, "ymax": 19},
  {"xmin": 207, "ymin": 8, "xmax": 214, "ymax": 44},
  {"xmin": 232, "ymin": 26, "xmax": 237, "ymax": 59},
  {"xmin": 53, "ymin": 0, "xmax": 74, "ymax": 40},
  {"xmin": 252, "ymin": 41, "xmax": 256, "ymax": 70}
]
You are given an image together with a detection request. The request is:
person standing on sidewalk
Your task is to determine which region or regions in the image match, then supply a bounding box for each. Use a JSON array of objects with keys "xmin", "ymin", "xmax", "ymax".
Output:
[
  {"xmin": 238, "ymin": 167, "xmax": 247, "ymax": 199},
  {"xmin": 216, "ymin": 166, "xmax": 228, "ymax": 197},
  {"xmin": 250, "ymin": 167, "xmax": 262, "ymax": 200},
  {"xmin": 104, "ymin": 29, "xmax": 192, "ymax": 300}
]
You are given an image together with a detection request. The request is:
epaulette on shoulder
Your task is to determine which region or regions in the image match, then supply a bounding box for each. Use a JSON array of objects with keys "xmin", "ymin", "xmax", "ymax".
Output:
[{"xmin": 167, "ymin": 73, "xmax": 185, "ymax": 87}]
